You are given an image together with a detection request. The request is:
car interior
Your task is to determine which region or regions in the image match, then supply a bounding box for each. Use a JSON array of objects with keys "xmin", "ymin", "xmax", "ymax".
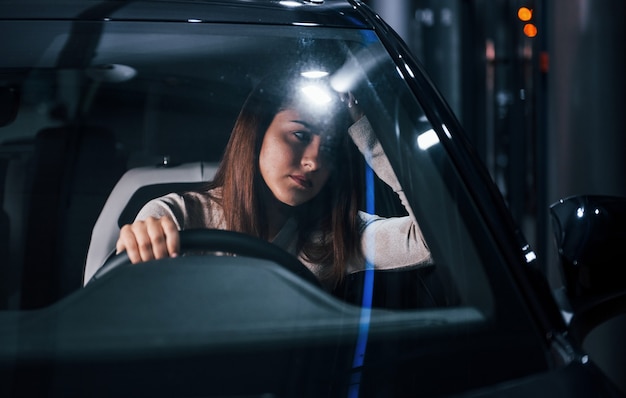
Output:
[
  {"xmin": 0, "ymin": 71, "xmax": 462, "ymax": 313},
  {"xmin": 0, "ymin": 20, "xmax": 468, "ymax": 313}
]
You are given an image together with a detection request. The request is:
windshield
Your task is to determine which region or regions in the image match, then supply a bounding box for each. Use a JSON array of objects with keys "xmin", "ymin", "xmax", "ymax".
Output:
[{"xmin": 0, "ymin": 18, "xmax": 548, "ymax": 397}]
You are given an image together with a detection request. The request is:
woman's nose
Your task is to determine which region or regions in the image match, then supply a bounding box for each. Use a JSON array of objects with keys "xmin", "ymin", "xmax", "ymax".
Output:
[{"xmin": 301, "ymin": 138, "xmax": 323, "ymax": 170}]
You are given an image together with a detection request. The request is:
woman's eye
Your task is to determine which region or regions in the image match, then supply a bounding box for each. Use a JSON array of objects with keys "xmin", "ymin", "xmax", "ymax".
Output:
[{"xmin": 293, "ymin": 131, "xmax": 311, "ymax": 143}]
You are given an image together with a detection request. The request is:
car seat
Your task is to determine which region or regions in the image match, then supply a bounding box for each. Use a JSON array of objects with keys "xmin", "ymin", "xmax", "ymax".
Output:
[
  {"xmin": 83, "ymin": 161, "xmax": 218, "ymax": 285},
  {"xmin": 18, "ymin": 125, "xmax": 125, "ymax": 309}
]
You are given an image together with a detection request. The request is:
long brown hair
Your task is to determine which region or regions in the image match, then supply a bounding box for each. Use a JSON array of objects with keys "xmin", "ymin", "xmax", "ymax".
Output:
[{"xmin": 206, "ymin": 74, "xmax": 363, "ymax": 286}]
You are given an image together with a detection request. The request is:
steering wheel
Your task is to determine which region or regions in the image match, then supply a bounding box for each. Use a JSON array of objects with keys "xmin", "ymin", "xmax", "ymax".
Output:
[{"xmin": 89, "ymin": 229, "xmax": 321, "ymax": 287}]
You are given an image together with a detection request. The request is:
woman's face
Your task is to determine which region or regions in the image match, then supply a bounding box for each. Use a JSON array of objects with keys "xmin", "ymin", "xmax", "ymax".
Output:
[{"xmin": 259, "ymin": 108, "xmax": 335, "ymax": 207}]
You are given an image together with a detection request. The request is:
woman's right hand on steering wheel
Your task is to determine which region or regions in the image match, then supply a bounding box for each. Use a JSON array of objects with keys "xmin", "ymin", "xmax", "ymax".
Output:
[{"xmin": 116, "ymin": 216, "xmax": 181, "ymax": 264}]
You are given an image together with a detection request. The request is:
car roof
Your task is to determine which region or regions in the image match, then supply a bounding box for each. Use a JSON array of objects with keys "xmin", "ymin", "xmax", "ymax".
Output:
[{"xmin": 0, "ymin": 0, "xmax": 371, "ymax": 28}]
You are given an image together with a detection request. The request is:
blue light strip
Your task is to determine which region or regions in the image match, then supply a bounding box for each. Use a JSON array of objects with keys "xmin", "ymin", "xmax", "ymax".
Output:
[{"xmin": 348, "ymin": 164, "xmax": 375, "ymax": 397}]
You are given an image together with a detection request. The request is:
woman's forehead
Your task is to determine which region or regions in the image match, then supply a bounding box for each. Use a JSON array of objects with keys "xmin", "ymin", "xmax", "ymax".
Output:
[{"xmin": 275, "ymin": 107, "xmax": 340, "ymax": 135}]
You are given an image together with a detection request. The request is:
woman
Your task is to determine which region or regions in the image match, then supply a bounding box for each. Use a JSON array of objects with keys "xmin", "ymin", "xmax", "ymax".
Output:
[{"xmin": 116, "ymin": 74, "xmax": 431, "ymax": 290}]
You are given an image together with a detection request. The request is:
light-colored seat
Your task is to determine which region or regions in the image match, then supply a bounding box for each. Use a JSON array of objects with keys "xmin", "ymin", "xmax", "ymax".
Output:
[{"xmin": 83, "ymin": 161, "xmax": 218, "ymax": 285}]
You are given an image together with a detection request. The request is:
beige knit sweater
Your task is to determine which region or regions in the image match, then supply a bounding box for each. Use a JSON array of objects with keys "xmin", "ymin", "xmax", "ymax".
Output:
[{"xmin": 136, "ymin": 117, "xmax": 431, "ymax": 290}]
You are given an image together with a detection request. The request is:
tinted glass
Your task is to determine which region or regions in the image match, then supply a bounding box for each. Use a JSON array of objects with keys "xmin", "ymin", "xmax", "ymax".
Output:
[{"xmin": 0, "ymin": 19, "xmax": 548, "ymax": 396}]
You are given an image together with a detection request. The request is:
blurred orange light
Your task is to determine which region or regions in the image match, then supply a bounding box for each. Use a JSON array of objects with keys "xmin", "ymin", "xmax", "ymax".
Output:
[
  {"xmin": 523, "ymin": 23, "xmax": 538, "ymax": 37},
  {"xmin": 517, "ymin": 7, "xmax": 533, "ymax": 21}
]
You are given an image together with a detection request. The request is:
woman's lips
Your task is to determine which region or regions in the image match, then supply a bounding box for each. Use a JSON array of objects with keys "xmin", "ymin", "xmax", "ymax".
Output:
[{"xmin": 290, "ymin": 175, "xmax": 312, "ymax": 188}]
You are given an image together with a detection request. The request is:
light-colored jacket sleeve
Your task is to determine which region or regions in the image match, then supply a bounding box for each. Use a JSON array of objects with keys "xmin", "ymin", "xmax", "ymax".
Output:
[
  {"xmin": 135, "ymin": 193, "xmax": 186, "ymax": 230},
  {"xmin": 347, "ymin": 116, "xmax": 432, "ymax": 273},
  {"xmin": 135, "ymin": 190, "xmax": 225, "ymax": 231}
]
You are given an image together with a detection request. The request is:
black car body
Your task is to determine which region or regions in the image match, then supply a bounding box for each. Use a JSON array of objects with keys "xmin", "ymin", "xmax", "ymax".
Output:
[{"xmin": 0, "ymin": 0, "xmax": 624, "ymax": 397}]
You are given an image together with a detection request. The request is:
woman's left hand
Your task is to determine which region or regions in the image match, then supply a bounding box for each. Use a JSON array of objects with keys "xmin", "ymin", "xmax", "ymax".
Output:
[{"xmin": 341, "ymin": 92, "xmax": 364, "ymax": 123}]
